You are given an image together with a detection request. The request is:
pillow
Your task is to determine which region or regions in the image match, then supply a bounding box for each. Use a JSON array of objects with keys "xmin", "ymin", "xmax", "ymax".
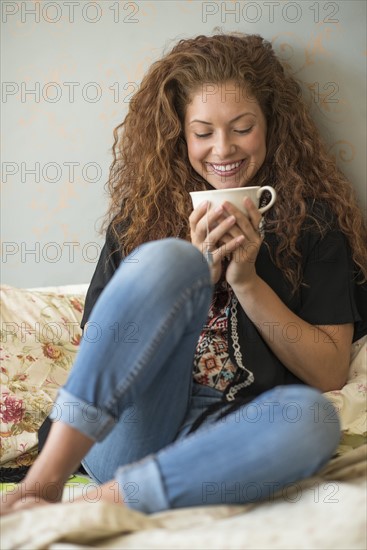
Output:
[
  {"xmin": 0, "ymin": 285, "xmax": 85, "ymax": 467},
  {"xmin": 324, "ymin": 335, "xmax": 367, "ymax": 453}
]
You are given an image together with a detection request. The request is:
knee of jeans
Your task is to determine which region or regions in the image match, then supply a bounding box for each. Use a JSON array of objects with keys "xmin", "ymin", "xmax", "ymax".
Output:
[
  {"xmin": 120, "ymin": 238, "xmax": 210, "ymax": 286},
  {"xmin": 139, "ymin": 238, "xmax": 204, "ymax": 264}
]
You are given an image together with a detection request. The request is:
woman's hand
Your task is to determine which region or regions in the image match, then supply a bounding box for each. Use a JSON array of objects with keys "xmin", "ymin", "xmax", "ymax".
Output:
[
  {"xmin": 220, "ymin": 197, "xmax": 263, "ymax": 290},
  {"xmin": 189, "ymin": 201, "xmax": 245, "ymax": 284}
]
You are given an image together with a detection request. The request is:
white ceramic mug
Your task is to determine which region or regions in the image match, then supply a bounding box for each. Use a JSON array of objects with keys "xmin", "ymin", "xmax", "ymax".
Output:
[{"xmin": 190, "ymin": 185, "xmax": 277, "ymax": 216}]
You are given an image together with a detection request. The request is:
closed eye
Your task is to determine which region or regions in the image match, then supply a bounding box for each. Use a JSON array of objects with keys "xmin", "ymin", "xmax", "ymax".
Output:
[
  {"xmin": 236, "ymin": 127, "xmax": 253, "ymax": 134},
  {"xmin": 195, "ymin": 133, "xmax": 212, "ymax": 138},
  {"xmin": 195, "ymin": 127, "xmax": 253, "ymax": 138}
]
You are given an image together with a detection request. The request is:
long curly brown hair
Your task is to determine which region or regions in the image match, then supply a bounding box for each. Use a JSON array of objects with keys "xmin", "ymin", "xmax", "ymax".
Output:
[{"xmin": 104, "ymin": 32, "xmax": 367, "ymax": 291}]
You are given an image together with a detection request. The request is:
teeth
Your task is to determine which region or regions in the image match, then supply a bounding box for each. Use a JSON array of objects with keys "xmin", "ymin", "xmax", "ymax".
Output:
[{"xmin": 211, "ymin": 160, "xmax": 242, "ymax": 172}]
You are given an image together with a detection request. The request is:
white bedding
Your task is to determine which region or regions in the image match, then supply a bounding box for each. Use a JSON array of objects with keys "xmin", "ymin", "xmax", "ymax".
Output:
[{"xmin": 1, "ymin": 445, "xmax": 366, "ymax": 550}]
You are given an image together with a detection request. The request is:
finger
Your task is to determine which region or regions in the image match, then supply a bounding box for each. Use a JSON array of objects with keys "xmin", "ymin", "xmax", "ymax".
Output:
[
  {"xmin": 192, "ymin": 209, "xmax": 237, "ymax": 260},
  {"xmin": 190, "ymin": 202, "xmax": 221, "ymax": 244},
  {"xmin": 217, "ymin": 234, "xmax": 237, "ymax": 260},
  {"xmin": 222, "ymin": 199, "xmax": 262, "ymax": 239},
  {"xmin": 189, "ymin": 200, "xmax": 209, "ymax": 228},
  {"xmin": 211, "ymin": 234, "xmax": 245, "ymax": 262},
  {"xmin": 243, "ymin": 197, "xmax": 263, "ymax": 232},
  {"xmin": 205, "ymin": 214, "xmax": 238, "ymax": 250},
  {"xmin": 216, "ymin": 220, "xmax": 244, "ymax": 241},
  {"xmin": 190, "ymin": 199, "xmax": 234, "ymax": 230}
]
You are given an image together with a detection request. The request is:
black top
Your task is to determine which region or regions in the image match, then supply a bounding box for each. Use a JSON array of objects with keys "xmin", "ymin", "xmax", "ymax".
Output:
[{"xmin": 81, "ymin": 202, "xmax": 367, "ymax": 401}]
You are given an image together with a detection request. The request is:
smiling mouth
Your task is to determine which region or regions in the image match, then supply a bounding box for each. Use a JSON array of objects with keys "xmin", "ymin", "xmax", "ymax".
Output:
[{"xmin": 207, "ymin": 159, "xmax": 245, "ymax": 176}]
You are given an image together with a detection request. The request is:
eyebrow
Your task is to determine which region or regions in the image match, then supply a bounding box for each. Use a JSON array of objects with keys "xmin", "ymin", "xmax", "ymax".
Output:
[{"xmin": 189, "ymin": 112, "xmax": 256, "ymax": 125}]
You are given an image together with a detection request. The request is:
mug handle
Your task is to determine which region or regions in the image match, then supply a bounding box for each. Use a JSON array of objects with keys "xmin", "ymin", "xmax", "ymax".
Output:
[{"xmin": 257, "ymin": 186, "xmax": 277, "ymax": 214}]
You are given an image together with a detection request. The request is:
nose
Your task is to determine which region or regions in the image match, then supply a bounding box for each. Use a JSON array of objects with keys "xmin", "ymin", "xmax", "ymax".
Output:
[{"xmin": 212, "ymin": 132, "xmax": 236, "ymax": 159}]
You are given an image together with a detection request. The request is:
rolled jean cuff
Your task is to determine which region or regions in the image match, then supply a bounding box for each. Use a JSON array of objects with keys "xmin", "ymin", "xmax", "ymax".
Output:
[
  {"xmin": 49, "ymin": 388, "xmax": 116, "ymax": 441},
  {"xmin": 115, "ymin": 456, "xmax": 169, "ymax": 514}
]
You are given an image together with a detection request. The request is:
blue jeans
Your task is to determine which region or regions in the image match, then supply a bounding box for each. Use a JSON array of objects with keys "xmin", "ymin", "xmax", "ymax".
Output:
[{"xmin": 50, "ymin": 239, "xmax": 341, "ymax": 514}]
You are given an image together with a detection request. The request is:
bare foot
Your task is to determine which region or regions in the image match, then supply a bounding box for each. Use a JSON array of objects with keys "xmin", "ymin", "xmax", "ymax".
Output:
[
  {"xmin": 72, "ymin": 479, "xmax": 125, "ymax": 506},
  {"xmin": 1, "ymin": 421, "xmax": 95, "ymax": 516},
  {"xmin": 0, "ymin": 480, "xmax": 63, "ymax": 516},
  {"xmin": 1, "ymin": 479, "xmax": 124, "ymax": 516}
]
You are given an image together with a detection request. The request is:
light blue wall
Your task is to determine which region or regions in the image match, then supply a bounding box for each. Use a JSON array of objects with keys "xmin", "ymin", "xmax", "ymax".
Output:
[{"xmin": 2, "ymin": 0, "xmax": 366, "ymax": 287}]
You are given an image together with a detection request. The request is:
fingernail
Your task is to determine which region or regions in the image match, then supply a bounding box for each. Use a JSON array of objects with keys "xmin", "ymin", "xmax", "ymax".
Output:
[{"xmin": 214, "ymin": 205, "xmax": 223, "ymax": 213}]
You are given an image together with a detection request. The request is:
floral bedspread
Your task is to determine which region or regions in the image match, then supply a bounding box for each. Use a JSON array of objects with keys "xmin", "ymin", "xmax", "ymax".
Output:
[{"xmin": 0, "ymin": 285, "xmax": 84, "ymax": 469}]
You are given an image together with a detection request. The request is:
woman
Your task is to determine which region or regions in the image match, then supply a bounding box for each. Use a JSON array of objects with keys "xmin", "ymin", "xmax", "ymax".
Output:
[{"xmin": 2, "ymin": 32, "xmax": 366, "ymax": 515}]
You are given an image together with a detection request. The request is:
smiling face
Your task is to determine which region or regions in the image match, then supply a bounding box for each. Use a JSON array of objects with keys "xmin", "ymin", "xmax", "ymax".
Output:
[{"xmin": 184, "ymin": 81, "xmax": 267, "ymax": 189}]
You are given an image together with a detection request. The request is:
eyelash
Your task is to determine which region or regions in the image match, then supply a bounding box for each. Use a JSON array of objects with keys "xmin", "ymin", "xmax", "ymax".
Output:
[{"xmin": 195, "ymin": 127, "xmax": 253, "ymax": 138}]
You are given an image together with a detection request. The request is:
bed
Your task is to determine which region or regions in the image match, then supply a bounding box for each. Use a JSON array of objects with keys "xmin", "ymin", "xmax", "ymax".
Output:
[{"xmin": 1, "ymin": 283, "xmax": 366, "ymax": 549}]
